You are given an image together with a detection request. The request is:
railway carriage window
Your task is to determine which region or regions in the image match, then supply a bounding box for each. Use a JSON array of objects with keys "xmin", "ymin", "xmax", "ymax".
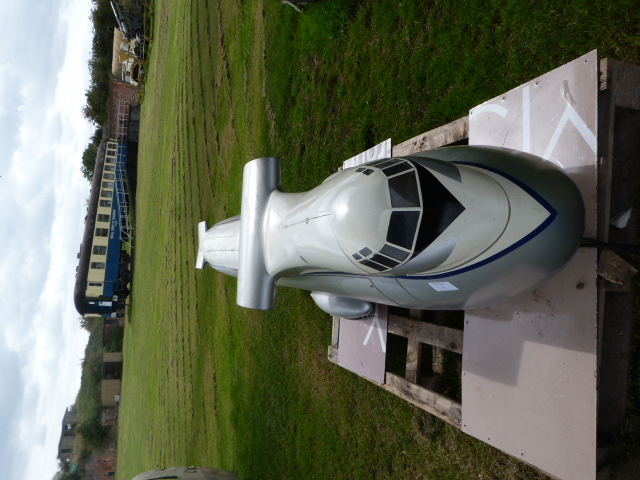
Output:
[
  {"xmin": 105, "ymin": 157, "xmax": 115, "ymax": 164},
  {"xmin": 99, "ymin": 200, "xmax": 112, "ymax": 208},
  {"xmin": 105, "ymin": 165, "xmax": 115, "ymax": 172},
  {"xmin": 387, "ymin": 211, "xmax": 420, "ymax": 249},
  {"xmin": 101, "ymin": 190, "xmax": 113, "ymax": 198},
  {"xmin": 97, "ymin": 214, "xmax": 110, "ymax": 223},
  {"xmin": 102, "ymin": 181, "xmax": 114, "ymax": 189},
  {"xmin": 96, "ymin": 228, "xmax": 109, "ymax": 237},
  {"xmin": 93, "ymin": 246, "xmax": 107, "ymax": 255},
  {"xmin": 90, "ymin": 262, "xmax": 105, "ymax": 269},
  {"xmin": 89, "ymin": 282, "xmax": 102, "ymax": 287},
  {"xmin": 103, "ymin": 173, "xmax": 115, "ymax": 180}
]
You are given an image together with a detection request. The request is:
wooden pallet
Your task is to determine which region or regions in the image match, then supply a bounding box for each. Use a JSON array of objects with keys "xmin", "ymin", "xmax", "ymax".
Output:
[
  {"xmin": 327, "ymin": 54, "xmax": 640, "ymax": 480},
  {"xmin": 329, "ymin": 310, "xmax": 464, "ymax": 426}
]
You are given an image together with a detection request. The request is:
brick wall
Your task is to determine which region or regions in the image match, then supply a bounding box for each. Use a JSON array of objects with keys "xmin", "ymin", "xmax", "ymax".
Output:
[
  {"xmin": 83, "ymin": 451, "xmax": 117, "ymax": 480},
  {"xmin": 108, "ymin": 79, "xmax": 138, "ymax": 138},
  {"xmin": 81, "ymin": 408, "xmax": 119, "ymax": 480}
]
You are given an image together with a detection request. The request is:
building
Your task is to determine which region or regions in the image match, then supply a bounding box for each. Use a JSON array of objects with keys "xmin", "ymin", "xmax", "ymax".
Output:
[
  {"xmin": 102, "ymin": 352, "xmax": 123, "ymax": 407},
  {"xmin": 57, "ymin": 406, "xmax": 78, "ymax": 462},
  {"xmin": 111, "ymin": 28, "xmax": 143, "ymax": 86}
]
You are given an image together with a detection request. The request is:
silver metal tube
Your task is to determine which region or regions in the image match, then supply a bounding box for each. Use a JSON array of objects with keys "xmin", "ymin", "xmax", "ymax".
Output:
[{"xmin": 237, "ymin": 157, "xmax": 281, "ymax": 310}]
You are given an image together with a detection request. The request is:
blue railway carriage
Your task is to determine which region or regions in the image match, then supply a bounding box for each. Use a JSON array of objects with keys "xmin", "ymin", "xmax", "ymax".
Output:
[{"xmin": 74, "ymin": 139, "xmax": 131, "ymax": 315}]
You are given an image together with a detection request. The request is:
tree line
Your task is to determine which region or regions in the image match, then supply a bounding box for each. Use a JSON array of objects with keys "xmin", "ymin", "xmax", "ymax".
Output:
[
  {"xmin": 51, "ymin": 317, "xmax": 124, "ymax": 480},
  {"xmin": 81, "ymin": 0, "xmax": 118, "ymax": 181}
]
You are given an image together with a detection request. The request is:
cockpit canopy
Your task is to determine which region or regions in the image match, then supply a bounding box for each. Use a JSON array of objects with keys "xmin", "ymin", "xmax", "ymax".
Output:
[{"xmin": 334, "ymin": 158, "xmax": 464, "ymax": 274}]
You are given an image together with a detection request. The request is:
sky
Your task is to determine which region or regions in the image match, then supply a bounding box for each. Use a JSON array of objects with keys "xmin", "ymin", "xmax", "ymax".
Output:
[{"xmin": 0, "ymin": 0, "xmax": 95, "ymax": 479}]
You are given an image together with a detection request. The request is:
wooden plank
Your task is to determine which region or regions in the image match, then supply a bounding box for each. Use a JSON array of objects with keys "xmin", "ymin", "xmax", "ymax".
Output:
[
  {"xmin": 597, "ymin": 74, "xmax": 614, "ymax": 242},
  {"xmin": 600, "ymin": 57, "xmax": 640, "ymax": 109},
  {"xmin": 328, "ymin": 345, "xmax": 339, "ymax": 364},
  {"xmin": 384, "ymin": 372, "xmax": 462, "ymax": 427},
  {"xmin": 329, "ymin": 352, "xmax": 462, "ymax": 427},
  {"xmin": 597, "ymin": 248, "xmax": 638, "ymax": 288},
  {"xmin": 432, "ymin": 347, "xmax": 445, "ymax": 375},
  {"xmin": 331, "ymin": 316, "xmax": 340, "ymax": 348},
  {"xmin": 596, "ymin": 92, "xmax": 640, "ymax": 440},
  {"xmin": 599, "ymin": 57, "xmax": 611, "ymax": 91},
  {"xmin": 596, "ymin": 59, "xmax": 615, "ymax": 387},
  {"xmin": 405, "ymin": 339, "xmax": 421, "ymax": 383},
  {"xmin": 392, "ymin": 117, "xmax": 469, "ymax": 156},
  {"xmin": 387, "ymin": 313, "xmax": 463, "ymax": 354},
  {"xmin": 405, "ymin": 310, "xmax": 424, "ymax": 383},
  {"xmin": 431, "ymin": 311, "xmax": 447, "ymax": 375}
]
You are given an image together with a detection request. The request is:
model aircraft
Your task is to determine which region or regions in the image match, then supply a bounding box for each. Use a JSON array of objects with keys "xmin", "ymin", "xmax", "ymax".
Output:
[
  {"xmin": 196, "ymin": 146, "xmax": 584, "ymax": 317},
  {"xmin": 133, "ymin": 467, "xmax": 239, "ymax": 480}
]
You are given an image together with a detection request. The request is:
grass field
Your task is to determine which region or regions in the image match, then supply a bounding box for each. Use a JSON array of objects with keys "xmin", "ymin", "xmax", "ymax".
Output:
[{"xmin": 117, "ymin": 1, "xmax": 640, "ymax": 479}]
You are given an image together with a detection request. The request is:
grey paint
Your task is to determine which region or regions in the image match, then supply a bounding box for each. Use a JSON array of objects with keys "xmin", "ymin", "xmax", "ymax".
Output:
[
  {"xmin": 198, "ymin": 147, "xmax": 584, "ymax": 312},
  {"xmin": 237, "ymin": 157, "xmax": 280, "ymax": 310},
  {"xmin": 132, "ymin": 466, "xmax": 239, "ymax": 480},
  {"xmin": 310, "ymin": 292, "xmax": 373, "ymax": 318}
]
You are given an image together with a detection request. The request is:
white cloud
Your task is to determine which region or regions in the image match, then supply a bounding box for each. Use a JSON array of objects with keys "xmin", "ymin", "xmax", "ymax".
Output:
[{"xmin": 0, "ymin": 0, "xmax": 95, "ymax": 478}]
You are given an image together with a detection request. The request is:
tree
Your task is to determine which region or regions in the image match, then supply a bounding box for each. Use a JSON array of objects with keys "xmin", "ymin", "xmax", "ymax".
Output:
[
  {"xmin": 83, "ymin": 0, "xmax": 118, "ymax": 127},
  {"xmin": 80, "ymin": 126, "xmax": 103, "ymax": 182},
  {"xmin": 51, "ymin": 459, "xmax": 79, "ymax": 480},
  {"xmin": 79, "ymin": 316, "xmax": 96, "ymax": 331},
  {"xmin": 76, "ymin": 416, "xmax": 110, "ymax": 450},
  {"xmin": 104, "ymin": 325, "xmax": 124, "ymax": 352}
]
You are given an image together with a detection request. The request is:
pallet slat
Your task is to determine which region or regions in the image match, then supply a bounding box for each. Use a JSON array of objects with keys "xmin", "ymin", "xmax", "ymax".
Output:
[
  {"xmin": 387, "ymin": 313, "xmax": 464, "ymax": 354},
  {"xmin": 392, "ymin": 117, "xmax": 469, "ymax": 156},
  {"xmin": 384, "ymin": 373, "xmax": 462, "ymax": 427}
]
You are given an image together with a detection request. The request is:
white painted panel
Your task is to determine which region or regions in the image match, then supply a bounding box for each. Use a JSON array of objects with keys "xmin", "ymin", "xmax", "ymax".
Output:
[
  {"xmin": 464, "ymin": 51, "xmax": 599, "ymax": 480},
  {"xmin": 337, "ymin": 304, "xmax": 388, "ymax": 383},
  {"xmin": 343, "ymin": 139, "xmax": 392, "ymax": 168},
  {"xmin": 469, "ymin": 50, "xmax": 598, "ymax": 237}
]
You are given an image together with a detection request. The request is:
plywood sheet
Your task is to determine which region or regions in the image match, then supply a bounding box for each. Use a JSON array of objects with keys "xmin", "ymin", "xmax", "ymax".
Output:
[
  {"xmin": 462, "ymin": 250, "xmax": 597, "ymax": 480},
  {"xmin": 336, "ymin": 305, "xmax": 388, "ymax": 383},
  {"xmin": 463, "ymin": 51, "xmax": 599, "ymax": 480},
  {"xmin": 469, "ymin": 51, "xmax": 598, "ymax": 237}
]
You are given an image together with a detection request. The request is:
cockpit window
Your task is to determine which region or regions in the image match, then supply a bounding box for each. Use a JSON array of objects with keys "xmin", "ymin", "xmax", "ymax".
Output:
[
  {"xmin": 360, "ymin": 259, "xmax": 388, "ymax": 271},
  {"xmin": 381, "ymin": 162, "xmax": 413, "ymax": 177},
  {"xmin": 370, "ymin": 253, "xmax": 399, "ymax": 268},
  {"xmin": 348, "ymin": 157, "xmax": 465, "ymax": 274},
  {"xmin": 350, "ymin": 158, "xmax": 425, "ymax": 273},
  {"xmin": 388, "ymin": 172, "xmax": 420, "ymax": 208},
  {"xmin": 380, "ymin": 243, "xmax": 410, "ymax": 261},
  {"xmin": 368, "ymin": 159, "xmax": 398, "ymax": 169},
  {"xmin": 387, "ymin": 211, "xmax": 421, "ymax": 249}
]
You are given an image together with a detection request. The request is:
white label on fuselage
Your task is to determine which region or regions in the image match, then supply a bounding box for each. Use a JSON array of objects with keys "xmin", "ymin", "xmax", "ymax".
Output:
[{"xmin": 428, "ymin": 281, "xmax": 459, "ymax": 292}]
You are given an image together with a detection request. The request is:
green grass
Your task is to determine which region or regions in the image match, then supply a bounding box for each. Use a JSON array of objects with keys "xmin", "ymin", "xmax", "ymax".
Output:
[{"xmin": 117, "ymin": 1, "xmax": 640, "ymax": 479}]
